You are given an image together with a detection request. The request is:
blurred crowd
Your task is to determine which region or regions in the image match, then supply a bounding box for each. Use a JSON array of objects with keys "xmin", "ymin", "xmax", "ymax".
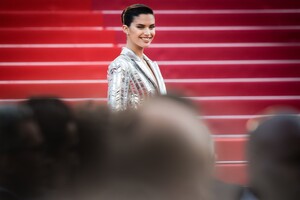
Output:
[{"xmin": 0, "ymin": 94, "xmax": 299, "ymax": 200}]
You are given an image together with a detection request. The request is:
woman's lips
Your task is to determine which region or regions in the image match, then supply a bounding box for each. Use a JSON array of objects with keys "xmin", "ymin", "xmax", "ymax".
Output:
[{"xmin": 140, "ymin": 37, "xmax": 152, "ymax": 42}]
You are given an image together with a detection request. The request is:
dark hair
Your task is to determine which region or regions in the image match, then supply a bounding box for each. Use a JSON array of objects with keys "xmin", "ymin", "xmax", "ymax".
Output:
[
  {"xmin": 23, "ymin": 97, "xmax": 75, "ymax": 154},
  {"xmin": 121, "ymin": 4, "xmax": 154, "ymax": 26},
  {"xmin": 0, "ymin": 104, "xmax": 35, "ymax": 153},
  {"xmin": 247, "ymin": 115, "xmax": 300, "ymax": 200}
]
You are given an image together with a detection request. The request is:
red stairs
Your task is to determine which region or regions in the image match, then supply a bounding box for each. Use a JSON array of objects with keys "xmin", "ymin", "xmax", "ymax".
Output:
[{"xmin": 1, "ymin": 0, "xmax": 300, "ymax": 185}]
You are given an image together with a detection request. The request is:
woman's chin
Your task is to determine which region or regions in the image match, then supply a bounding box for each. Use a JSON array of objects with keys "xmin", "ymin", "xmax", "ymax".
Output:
[{"xmin": 141, "ymin": 43, "xmax": 151, "ymax": 48}]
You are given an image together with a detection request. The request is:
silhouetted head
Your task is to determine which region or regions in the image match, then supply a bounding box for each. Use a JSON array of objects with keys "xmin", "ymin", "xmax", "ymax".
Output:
[
  {"xmin": 0, "ymin": 104, "xmax": 45, "ymax": 199},
  {"xmin": 23, "ymin": 97, "xmax": 79, "ymax": 192},
  {"xmin": 24, "ymin": 97, "xmax": 76, "ymax": 152},
  {"xmin": 104, "ymin": 95, "xmax": 214, "ymax": 200},
  {"xmin": 247, "ymin": 114, "xmax": 300, "ymax": 200},
  {"xmin": 71, "ymin": 103, "xmax": 111, "ymax": 197}
]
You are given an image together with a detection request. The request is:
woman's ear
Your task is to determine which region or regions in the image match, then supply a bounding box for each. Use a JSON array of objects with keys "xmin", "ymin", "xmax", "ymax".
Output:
[{"xmin": 122, "ymin": 25, "xmax": 129, "ymax": 35}]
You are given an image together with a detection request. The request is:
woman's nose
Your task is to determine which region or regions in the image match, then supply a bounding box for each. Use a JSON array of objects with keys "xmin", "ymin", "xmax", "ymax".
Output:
[{"xmin": 144, "ymin": 28, "xmax": 150, "ymax": 35}]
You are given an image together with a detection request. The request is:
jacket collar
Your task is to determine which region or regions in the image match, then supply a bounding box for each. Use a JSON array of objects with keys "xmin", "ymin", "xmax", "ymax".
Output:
[
  {"xmin": 121, "ymin": 47, "xmax": 166, "ymax": 94},
  {"xmin": 121, "ymin": 47, "xmax": 158, "ymax": 87},
  {"xmin": 121, "ymin": 47, "xmax": 141, "ymax": 61}
]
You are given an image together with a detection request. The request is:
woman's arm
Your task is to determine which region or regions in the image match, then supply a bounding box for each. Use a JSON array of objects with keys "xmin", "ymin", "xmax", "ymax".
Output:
[{"xmin": 107, "ymin": 60, "xmax": 130, "ymax": 112}]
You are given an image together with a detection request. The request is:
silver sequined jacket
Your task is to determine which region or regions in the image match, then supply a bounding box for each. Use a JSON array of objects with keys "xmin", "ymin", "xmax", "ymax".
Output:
[{"xmin": 107, "ymin": 47, "xmax": 167, "ymax": 111}]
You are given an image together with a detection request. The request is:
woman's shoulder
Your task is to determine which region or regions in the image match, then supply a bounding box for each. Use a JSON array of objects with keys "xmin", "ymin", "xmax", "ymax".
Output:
[{"xmin": 109, "ymin": 54, "xmax": 132, "ymax": 71}]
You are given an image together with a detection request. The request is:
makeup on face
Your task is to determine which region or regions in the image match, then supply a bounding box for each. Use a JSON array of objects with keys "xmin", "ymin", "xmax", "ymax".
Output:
[{"xmin": 126, "ymin": 14, "xmax": 155, "ymax": 52}]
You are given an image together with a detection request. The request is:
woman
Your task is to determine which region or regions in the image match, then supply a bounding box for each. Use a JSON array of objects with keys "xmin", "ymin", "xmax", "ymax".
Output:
[{"xmin": 107, "ymin": 4, "xmax": 167, "ymax": 112}]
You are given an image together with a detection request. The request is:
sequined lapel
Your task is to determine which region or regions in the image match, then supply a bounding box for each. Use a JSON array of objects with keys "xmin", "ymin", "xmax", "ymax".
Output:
[
  {"xmin": 121, "ymin": 48, "xmax": 158, "ymax": 89},
  {"xmin": 144, "ymin": 55, "xmax": 167, "ymax": 94}
]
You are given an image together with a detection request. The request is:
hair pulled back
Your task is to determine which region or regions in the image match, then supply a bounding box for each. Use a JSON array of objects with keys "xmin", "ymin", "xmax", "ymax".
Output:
[{"xmin": 121, "ymin": 4, "xmax": 154, "ymax": 27}]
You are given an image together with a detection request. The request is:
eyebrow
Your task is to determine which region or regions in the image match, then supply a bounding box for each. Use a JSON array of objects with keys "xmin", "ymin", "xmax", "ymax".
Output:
[{"xmin": 136, "ymin": 24, "xmax": 155, "ymax": 26}]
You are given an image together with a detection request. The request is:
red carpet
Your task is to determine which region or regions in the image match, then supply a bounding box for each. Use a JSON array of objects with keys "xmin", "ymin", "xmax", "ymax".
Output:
[{"xmin": 1, "ymin": 0, "xmax": 300, "ymax": 184}]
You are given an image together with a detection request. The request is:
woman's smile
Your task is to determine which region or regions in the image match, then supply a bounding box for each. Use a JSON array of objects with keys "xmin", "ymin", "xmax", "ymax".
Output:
[
  {"xmin": 124, "ymin": 13, "xmax": 156, "ymax": 52},
  {"xmin": 140, "ymin": 37, "xmax": 152, "ymax": 43}
]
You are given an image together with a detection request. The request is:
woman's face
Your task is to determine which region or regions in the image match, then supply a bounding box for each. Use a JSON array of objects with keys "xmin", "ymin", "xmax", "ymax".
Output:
[{"xmin": 123, "ymin": 14, "xmax": 155, "ymax": 50}]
